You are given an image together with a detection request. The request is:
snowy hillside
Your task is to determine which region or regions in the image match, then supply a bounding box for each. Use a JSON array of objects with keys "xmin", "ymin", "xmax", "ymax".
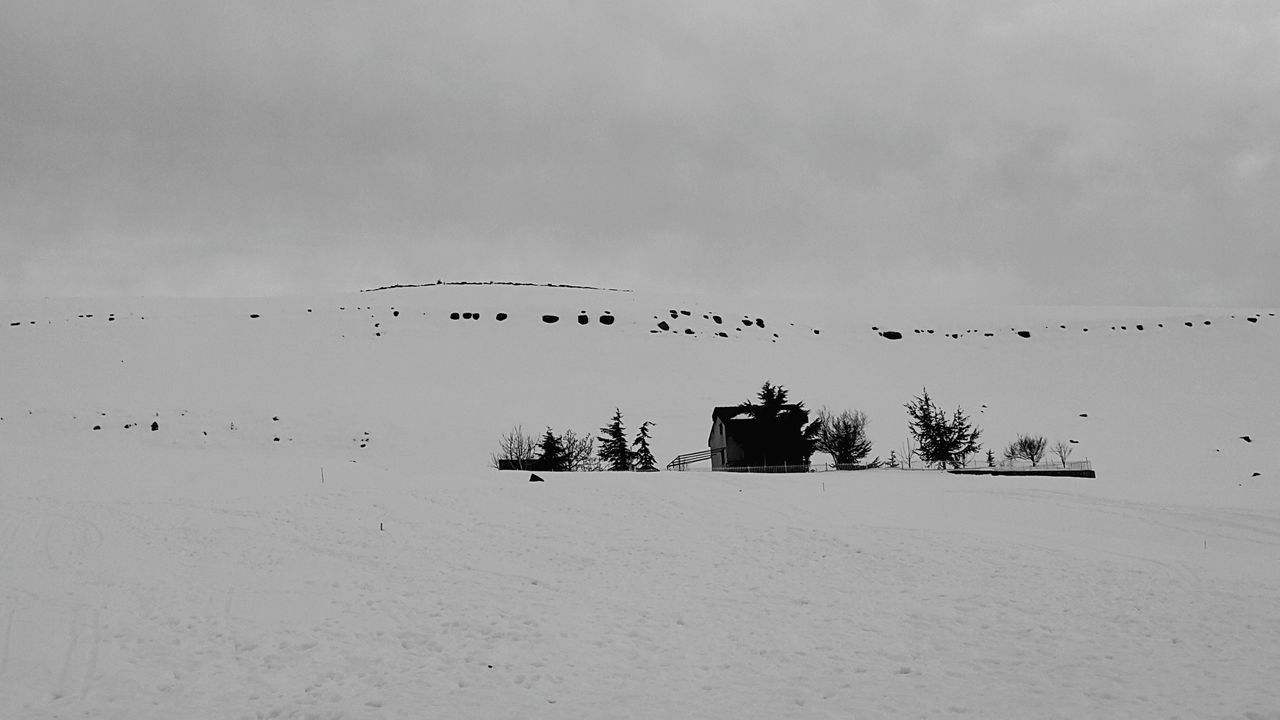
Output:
[{"xmin": 2, "ymin": 285, "xmax": 1279, "ymax": 718}]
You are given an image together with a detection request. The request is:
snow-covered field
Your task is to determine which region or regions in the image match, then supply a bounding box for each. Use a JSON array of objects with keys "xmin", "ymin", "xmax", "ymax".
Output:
[{"xmin": 2, "ymin": 285, "xmax": 1279, "ymax": 718}]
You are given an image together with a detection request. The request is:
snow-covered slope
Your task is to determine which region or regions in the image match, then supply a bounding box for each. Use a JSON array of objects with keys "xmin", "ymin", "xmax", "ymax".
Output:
[{"xmin": 2, "ymin": 285, "xmax": 1278, "ymax": 718}]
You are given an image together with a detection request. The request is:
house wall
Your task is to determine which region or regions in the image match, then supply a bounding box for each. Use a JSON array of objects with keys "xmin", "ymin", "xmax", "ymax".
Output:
[
  {"xmin": 709, "ymin": 417, "xmax": 747, "ymax": 469},
  {"xmin": 710, "ymin": 417, "xmax": 727, "ymax": 469}
]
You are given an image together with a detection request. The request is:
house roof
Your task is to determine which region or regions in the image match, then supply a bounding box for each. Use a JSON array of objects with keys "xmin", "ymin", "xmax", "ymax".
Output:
[
  {"xmin": 711, "ymin": 406, "xmax": 755, "ymax": 422},
  {"xmin": 711, "ymin": 404, "xmax": 803, "ymax": 422}
]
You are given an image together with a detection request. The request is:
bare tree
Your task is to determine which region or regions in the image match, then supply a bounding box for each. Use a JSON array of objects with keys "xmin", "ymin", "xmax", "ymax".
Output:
[
  {"xmin": 561, "ymin": 429, "xmax": 600, "ymax": 472},
  {"xmin": 491, "ymin": 425, "xmax": 538, "ymax": 469},
  {"xmin": 1003, "ymin": 434, "xmax": 1048, "ymax": 467},
  {"xmin": 1052, "ymin": 440, "xmax": 1074, "ymax": 468}
]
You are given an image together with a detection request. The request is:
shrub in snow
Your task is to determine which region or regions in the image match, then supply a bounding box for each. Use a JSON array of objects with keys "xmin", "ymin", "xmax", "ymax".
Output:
[{"xmin": 815, "ymin": 408, "xmax": 873, "ymax": 467}]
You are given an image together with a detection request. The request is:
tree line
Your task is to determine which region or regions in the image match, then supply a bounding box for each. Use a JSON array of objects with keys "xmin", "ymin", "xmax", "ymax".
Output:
[
  {"xmin": 490, "ymin": 409, "xmax": 658, "ymax": 472},
  {"xmin": 491, "ymin": 381, "xmax": 1080, "ymax": 472}
]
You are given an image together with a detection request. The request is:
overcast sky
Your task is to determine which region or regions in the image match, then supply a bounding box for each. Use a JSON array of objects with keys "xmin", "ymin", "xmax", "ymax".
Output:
[{"xmin": 2, "ymin": 1, "xmax": 1277, "ymax": 305}]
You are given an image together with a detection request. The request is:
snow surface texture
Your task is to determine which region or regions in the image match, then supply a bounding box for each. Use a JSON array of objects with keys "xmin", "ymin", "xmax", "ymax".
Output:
[{"xmin": 2, "ymin": 285, "xmax": 1279, "ymax": 719}]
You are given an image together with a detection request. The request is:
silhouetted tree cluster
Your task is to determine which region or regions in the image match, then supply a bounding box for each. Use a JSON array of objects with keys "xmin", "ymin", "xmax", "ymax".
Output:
[
  {"xmin": 904, "ymin": 387, "xmax": 983, "ymax": 469},
  {"xmin": 491, "ymin": 426, "xmax": 598, "ymax": 471},
  {"xmin": 493, "ymin": 411, "xmax": 656, "ymax": 472},
  {"xmin": 734, "ymin": 382, "xmax": 821, "ymax": 467},
  {"xmin": 597, "ymin": 409, "xmax": 658, "ymax": 471}
]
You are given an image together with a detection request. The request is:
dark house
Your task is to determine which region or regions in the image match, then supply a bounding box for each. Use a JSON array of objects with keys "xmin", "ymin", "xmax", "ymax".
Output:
[{"xmin": 708, "ymin": 404, "xmax": 811, "ymax": 471}]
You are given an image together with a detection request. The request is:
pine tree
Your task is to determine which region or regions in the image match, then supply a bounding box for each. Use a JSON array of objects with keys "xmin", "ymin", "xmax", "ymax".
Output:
[
  {"xmin": 535, "ymin": 427, "xmax": 569, "ymax": 472},
  {"xmin": 737, "ymin": 381, "xmax": 821, "ymax": 467},
  {"xmin": 596, "ymin": 408, "xmax": 632, "ymax": 471},
  {"xmin": 904, "ymin": 387, "xmax": 982, "ymax": 469},
  {"xmin": 886, "ymin": 449, "xmax": 900, "ymax": 468},
  {"xmin": 631, "ymin": 421, "xmax": 658, "ymax": 472}
]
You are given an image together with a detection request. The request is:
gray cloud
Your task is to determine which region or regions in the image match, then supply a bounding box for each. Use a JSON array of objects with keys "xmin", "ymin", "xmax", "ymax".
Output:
[{"xmin": 2, "ymin": 0, "xmax": 1277, "ymax": 304}]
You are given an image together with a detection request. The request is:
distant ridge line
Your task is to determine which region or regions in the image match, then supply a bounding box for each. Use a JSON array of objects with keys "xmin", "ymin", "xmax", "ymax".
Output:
[{"xmin": 361, "ymin": 281, "xmax": 634, "ymax": 293}]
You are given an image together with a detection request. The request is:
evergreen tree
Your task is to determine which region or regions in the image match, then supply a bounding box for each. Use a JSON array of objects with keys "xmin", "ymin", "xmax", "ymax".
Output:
[
  {"xmin": 904, "ymin": 387, "xmax": 982, "ymax": 469},
  {"xmin": 737, "ymin": 381, "xmax": 821, "ymax": 467},
  {"xmin": 886, "ymin": 449, "xmax": 899, "ymax": 468},
  {"xmin": 596, "ymin": 408, "xmax": 632, "ymax": 471},
  {"xmin": 535, "ymin": 427, "xmax": 569, "ymax": 472},
  {"xmin": 631, "ymin": 421, "xmax": 658, "ymax": 472}
]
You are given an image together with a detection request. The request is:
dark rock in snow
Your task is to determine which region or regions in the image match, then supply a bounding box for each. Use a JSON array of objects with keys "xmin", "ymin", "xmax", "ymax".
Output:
[
  {"xmin": 1240, "ymin": 436, "xmax": 1252, "ymax": 443},
  {"xmin": 495, "ymin": 313, "xmax": 508, "ymax": 321},
  {"xmin": 657, "ymin": 321, "xmax": 670, "ymax": 331},
  {"xmin": 529, "ymin": 474, "xmax": 545, "ymax": 482},
  {"xmin": 542, "ymin": 315, "xmax": 559, "ymax": 324},
  {"xmin": 1016, "ymin": 330, "xmax": 1031, "ymax": 338},
  {"xmin": 577, "ymin": 314, "xmax": 589, "ymax": 325},
  {"xmin": 598, "ymin": 314, "xmax": 615, "ymax": 325},
  {"xmin": 880, "ymin": 331, "xmax": 903, "ymax": 340}
]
